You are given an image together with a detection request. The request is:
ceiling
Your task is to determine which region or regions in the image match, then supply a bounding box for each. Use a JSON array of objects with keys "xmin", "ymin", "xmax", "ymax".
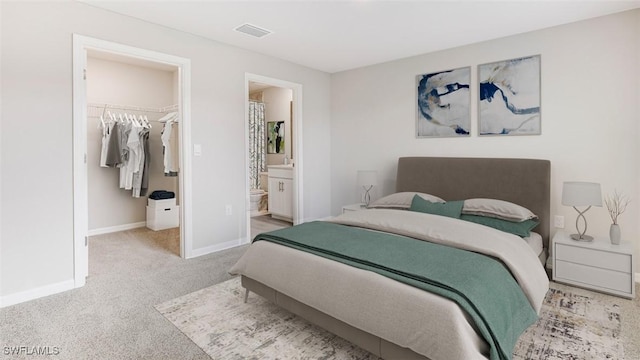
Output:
[{"xmin": 83, "ymin": 1, "xmax": 640, "ymax": 73}]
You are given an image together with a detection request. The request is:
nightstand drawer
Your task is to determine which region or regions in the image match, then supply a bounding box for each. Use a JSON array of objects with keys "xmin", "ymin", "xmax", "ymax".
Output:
[
  {"xmin": 555, "ymin": 243, "xmax": 631, "ymax": 273},
  {"xmin": 555, "ymin": 260, "xmax": 633, "ymax": 294}
]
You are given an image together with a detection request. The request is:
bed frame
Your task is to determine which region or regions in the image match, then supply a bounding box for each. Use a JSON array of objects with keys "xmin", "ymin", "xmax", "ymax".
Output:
[
  {"xmin": 396, "ymin": 157, "xmax": 551, "ymax": 258},
  {"xmin": 242, "ymin": 156, "xmax": 551, "ymax": 359}
]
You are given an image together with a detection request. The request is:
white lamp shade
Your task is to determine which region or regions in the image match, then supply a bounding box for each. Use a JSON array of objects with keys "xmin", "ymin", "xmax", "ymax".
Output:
[
  {"xmin": 562, "ymin": 181, "xmax": 602, "ymax": 207},
  {"xmin": 357, "ymin": 170, "xmax": 377, "ymax": 187}
]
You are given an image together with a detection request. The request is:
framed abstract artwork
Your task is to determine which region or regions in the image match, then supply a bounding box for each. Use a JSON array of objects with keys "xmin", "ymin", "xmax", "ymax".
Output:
[
  {"xmin": 416, "ymin": 66, "xmax": 470, "ymax": 138},
  {"xmin": 267, "ymin": 121, "xmax": 285, "ymax": 154},
  {"xmin": 478, "ymin": 55, "xmax": 541, "ymax": 136}
]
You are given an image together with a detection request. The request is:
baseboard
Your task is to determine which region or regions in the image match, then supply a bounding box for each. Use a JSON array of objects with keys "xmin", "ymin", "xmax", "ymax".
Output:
[
  {"xmin": 0, "ymin": 279, "xmax": 75, "ymax": 308},
  {"xmin": 189, "ymin": 237, "xmax": 248, "ymax": 258},
  {"xmin": 88, "ymin": 221, "xmax": 147, "ymax": 236}
]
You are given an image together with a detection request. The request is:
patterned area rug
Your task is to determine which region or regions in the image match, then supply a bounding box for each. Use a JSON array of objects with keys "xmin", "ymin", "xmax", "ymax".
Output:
[
  {"xmin": 514, "ymin": 287, "xmax": 623, "ymax": 359},
  {"xmin": 155, "ymin": 278, "xmax": 623, "ymax": 360}
]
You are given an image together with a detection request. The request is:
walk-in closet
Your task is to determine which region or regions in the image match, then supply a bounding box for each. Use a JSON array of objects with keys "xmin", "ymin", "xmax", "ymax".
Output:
[{"xmin": 86, "ymin": 50, "xmax": 182, "ymax": 263}]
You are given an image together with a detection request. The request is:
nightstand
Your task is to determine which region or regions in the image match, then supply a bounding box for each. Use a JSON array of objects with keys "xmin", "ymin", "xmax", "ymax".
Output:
[
  {"xmin": 552, "ymin": 230, "xmax": 635, "ymax": 299},
  {"xmin": 342, "ymin": 203, "xmax": 366, "ymax": 213}
]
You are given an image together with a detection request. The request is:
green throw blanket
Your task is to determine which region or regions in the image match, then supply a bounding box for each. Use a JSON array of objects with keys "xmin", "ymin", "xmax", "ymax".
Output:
[{"xmin": 253, "ymin": 221, "xmax": 537, "ymax": 360}]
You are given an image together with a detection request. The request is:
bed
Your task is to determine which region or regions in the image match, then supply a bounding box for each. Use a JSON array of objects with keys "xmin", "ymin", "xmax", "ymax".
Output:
[{"xmin": 230, "ymin": 157, "xmax": 551, "ymax": 360}]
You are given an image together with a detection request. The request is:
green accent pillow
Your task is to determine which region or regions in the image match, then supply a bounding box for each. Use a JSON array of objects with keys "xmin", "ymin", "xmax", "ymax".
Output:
[
  {"xmin": 410, "ymin": 195, "xmax": 464, "ymax": 219},
  {"xmin": 460, "ymin": 214, "xmax": 539, "ymax": 237}
]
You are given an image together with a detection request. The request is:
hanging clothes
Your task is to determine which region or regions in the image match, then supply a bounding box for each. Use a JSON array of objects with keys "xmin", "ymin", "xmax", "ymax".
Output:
[
  {"xmin": 99, "ymin": 117, "xmax": 113, "ymax": 167},
  {"xmin": 131, "ymin": 126, "xmax": 149, "ymax": 198},
  {"xmin": 161, "ymin": 117, "xmax": 179, "ymax": 177},
  {"xmin": 104, "ymin": 120, "xmax": 122, "ymax": 168},
  {"xmin": 139, "ymin": 129, "xmax": 151, "ymax": 197},
  {"xmin": 98, "ymin": 112, "xmax": 153, "ymax": 198},
  {"xmin": 119, "ymin": 120, "xmax": 133, "ymax": 189}
]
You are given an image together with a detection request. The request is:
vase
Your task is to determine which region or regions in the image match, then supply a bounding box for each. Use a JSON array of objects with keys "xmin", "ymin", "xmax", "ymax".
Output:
[{"xmin": 609, "ymin": 224, "xmax": 621, "ymax": 245}]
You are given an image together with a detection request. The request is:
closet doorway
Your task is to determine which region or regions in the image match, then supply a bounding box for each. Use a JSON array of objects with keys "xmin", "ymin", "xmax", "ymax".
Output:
[
  {"xmin": 72, "ymin": 35, "xmax": 193, "ymax": 287},
  {"xmin": 245, "ymin": 74, "xmax": 304, "ymax": 242},
  {"xmin": 86, "ymin": 51, "xmax": 181, "ymax": 250}
]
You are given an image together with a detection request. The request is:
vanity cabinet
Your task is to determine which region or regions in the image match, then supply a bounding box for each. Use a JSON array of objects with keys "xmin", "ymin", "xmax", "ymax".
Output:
[{"xmin": 268, "ymin": 166, "xmax": 293, "ymax": 222}]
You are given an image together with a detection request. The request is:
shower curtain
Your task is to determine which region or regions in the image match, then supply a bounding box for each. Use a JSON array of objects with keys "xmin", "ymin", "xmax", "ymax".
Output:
[{"xmin": 248, "ymin": 101, "xmax": 266, "ymax": 189}]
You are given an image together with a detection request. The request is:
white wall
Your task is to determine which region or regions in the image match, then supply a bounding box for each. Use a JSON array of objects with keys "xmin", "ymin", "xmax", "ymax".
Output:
[
  {"xmin": 263, "ymin": 87, "xmax": 293, "ymax": 165},
  {"xmin": 86, "ymin": 57, "xmax": 178, "ymax": 230},
  {"xmin": 0, "ymin": 2, "xmax": 331, "ymax": 300},
  {"xmin": 331, "ymin": 10, "xmax": 640, "ymax": 266}
]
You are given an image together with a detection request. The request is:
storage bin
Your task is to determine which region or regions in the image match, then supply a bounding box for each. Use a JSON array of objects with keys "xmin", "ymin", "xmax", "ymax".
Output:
[
  {"xmin": 146, "ymin": 205, "xmax": 179, "ymax": 231},
  {"xmin": 148, "ymin": 198, "xmax": 176, "ymax": 209}
]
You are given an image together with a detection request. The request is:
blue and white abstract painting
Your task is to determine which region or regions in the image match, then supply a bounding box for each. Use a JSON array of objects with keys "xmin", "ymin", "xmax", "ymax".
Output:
[
  {"xmin": 478, "ymin": 55, "xmax": 541, "ymax": 135},
  {"xmin": 416, "ymin": 67, "xmax": 470, "ymax": 137}
]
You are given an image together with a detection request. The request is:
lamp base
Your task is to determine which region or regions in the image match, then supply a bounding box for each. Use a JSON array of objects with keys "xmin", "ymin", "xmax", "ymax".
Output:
[{"xmin": 570, "ymin": 233, "xmax": 594, "ymax": 242}]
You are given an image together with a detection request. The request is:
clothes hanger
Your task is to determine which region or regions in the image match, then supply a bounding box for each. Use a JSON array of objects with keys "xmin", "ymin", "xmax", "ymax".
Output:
[
  {"xmin": 158, "ymin": 111, "xmax": 178, "ymax": 123},
  {"xmin": 145, "ymin": 115, "xmax": 152, "ymax": 129},
  {"xmin": 127, "ymin": 113, "xmax": 141, "ymax": 127},
  {"xmin": 137, "ymin": 115, "xmax": 145, "ymax": 128}
]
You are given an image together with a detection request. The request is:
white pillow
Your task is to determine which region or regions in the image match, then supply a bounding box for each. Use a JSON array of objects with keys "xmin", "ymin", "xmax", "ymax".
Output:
[
  {"xmin": 368, "ymin": 192, "xmax": 444, "ymax": 209},
  {"xmin": 462, "ymin": 198, "xmax": 537, "ymax": 222}
]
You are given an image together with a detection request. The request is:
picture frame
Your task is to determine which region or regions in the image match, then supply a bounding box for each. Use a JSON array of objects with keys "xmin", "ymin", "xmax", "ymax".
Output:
[
  {"xmin": 267, "ymin": 121, "xmax": 285, "ymax": 154},
  {"xmin": 416, "ymin": 66, "xmax": 471, "ymax": 138},
  {"xmin": 478, "ymin": 55, "xmax": 541, "ymax": 136}
]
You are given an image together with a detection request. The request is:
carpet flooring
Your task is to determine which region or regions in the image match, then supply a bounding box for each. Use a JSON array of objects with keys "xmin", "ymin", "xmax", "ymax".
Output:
[
  {"xmin": 0, "ymin": 227, "xmax": 247, "ymax": 359},
  {"xmin": 157, "ymin": 277, "xmax": 637, "ymax": 360}
]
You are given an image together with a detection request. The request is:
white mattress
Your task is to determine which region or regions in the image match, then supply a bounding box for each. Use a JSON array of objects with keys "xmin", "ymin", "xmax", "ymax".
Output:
[{"xmin": 522, "ymin": 231, "xmax": 543, "ymax": 256}]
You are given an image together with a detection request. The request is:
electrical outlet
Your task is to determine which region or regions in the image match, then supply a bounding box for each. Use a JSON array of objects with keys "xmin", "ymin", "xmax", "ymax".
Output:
[
  {"xmin": 554, "ymin": 215, "xmax": 564, "ymax": 229},
  {"xmin": 225, "ymin": 205, "xmax": 232, "ymax": 215}
]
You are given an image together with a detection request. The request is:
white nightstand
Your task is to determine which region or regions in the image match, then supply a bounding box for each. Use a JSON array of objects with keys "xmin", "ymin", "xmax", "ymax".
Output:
[
  {"xmin": 552, "ymin": 230, "xmax": 635, "ymax": 299},
  {"xmin": 342, "ymin": 203, "xmax": 366, "ymax": 213}
]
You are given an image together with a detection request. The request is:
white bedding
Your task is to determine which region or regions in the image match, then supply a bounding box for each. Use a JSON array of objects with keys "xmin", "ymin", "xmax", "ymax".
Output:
[
  {"xmin": 523, "ymin": 231, "xmax": 543, "ymax": 257},
  {"xmin": 230, "ymin": 209, "xmax": 550, "ymax": 360},
  {"xmin": 329, "ymin": 209, "xmax": 549, "ymax": 312}
]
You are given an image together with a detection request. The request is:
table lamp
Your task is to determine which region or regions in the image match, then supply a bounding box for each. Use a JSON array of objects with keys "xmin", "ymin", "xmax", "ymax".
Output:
[
  {"xmin": 357, "ymin": 170, "xmax": 377, "ymax": 207},
  {"xmin": 561, "ymin": 181, "xmax": 602, "ymax": 241}
]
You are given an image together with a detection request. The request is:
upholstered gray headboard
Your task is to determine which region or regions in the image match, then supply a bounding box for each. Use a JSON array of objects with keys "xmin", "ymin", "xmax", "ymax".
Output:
[{"xmin": 396, "ymin": 157, "xmax": 551, "ymax": 251}]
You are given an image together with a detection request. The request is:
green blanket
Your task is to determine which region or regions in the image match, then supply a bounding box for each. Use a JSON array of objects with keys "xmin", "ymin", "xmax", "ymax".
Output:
[{"xmin": 254, "ymin": 221, "xmax": 537, "ymax": 360}]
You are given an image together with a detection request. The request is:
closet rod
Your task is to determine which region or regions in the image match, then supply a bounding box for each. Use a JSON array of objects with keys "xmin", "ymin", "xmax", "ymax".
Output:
[{"xmin": 88, "ymin": 103, "xmax": 178, "ymax": 113}]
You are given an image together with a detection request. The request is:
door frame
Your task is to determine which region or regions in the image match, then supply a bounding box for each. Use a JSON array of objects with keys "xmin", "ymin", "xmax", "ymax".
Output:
[
  {"xmin": 72, "ymin": 34, "xmax": 193, "ymax": 287},
  {"xmin": 245, "ymin": 73, "xmax": 304, "ymax": 241}
]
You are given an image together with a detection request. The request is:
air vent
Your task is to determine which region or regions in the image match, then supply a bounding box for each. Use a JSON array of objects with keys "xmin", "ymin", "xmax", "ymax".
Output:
[{"xmin": 234, "ymin": 23, "xmax": 272, "ymax": 38}]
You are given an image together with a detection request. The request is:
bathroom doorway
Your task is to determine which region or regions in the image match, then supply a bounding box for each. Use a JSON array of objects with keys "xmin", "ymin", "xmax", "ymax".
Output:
[{"xmin": 245, "ymin": 74, "xmax": 303, "ymax": 242}]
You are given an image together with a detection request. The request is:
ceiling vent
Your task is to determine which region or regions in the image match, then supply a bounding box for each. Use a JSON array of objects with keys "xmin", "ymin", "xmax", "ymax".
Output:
[{"xmin": 234, "ymin": 23, "xmax": 272, "ymax": 38}]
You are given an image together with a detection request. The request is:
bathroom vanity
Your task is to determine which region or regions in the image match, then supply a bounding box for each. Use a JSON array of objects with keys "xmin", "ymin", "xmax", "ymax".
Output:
[{"xmin": 267, "ymin": 165, "xmax": 293, "ymax": 222}]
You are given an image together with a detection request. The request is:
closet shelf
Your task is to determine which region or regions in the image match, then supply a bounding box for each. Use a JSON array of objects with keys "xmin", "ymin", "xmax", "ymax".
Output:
[{"xmin": 87, "ymin": 103, "xmax": 178, "ymax": 121}]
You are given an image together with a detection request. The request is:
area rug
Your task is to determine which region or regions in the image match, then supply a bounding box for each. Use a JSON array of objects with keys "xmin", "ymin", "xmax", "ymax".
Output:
[
  {"xmin": 155, "ymin": 277, "xmax": 623, "ymax": 360},
  {"xmin": 513, "ymin": 287, "xmax": 623, "ymax": 359}
]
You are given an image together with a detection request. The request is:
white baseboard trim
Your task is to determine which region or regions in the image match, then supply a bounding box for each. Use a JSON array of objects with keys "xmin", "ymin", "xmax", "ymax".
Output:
[
  {"xmin": 0, "ymin": 279, "xmax": 75, "ymax": 308},
  {"xmin": 189, "ymin": 237, "xmax": 248, "ymax": 259},
  {"xmin": 88, "ymin": 222, "xmax": 147, "ymax": 236}
]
